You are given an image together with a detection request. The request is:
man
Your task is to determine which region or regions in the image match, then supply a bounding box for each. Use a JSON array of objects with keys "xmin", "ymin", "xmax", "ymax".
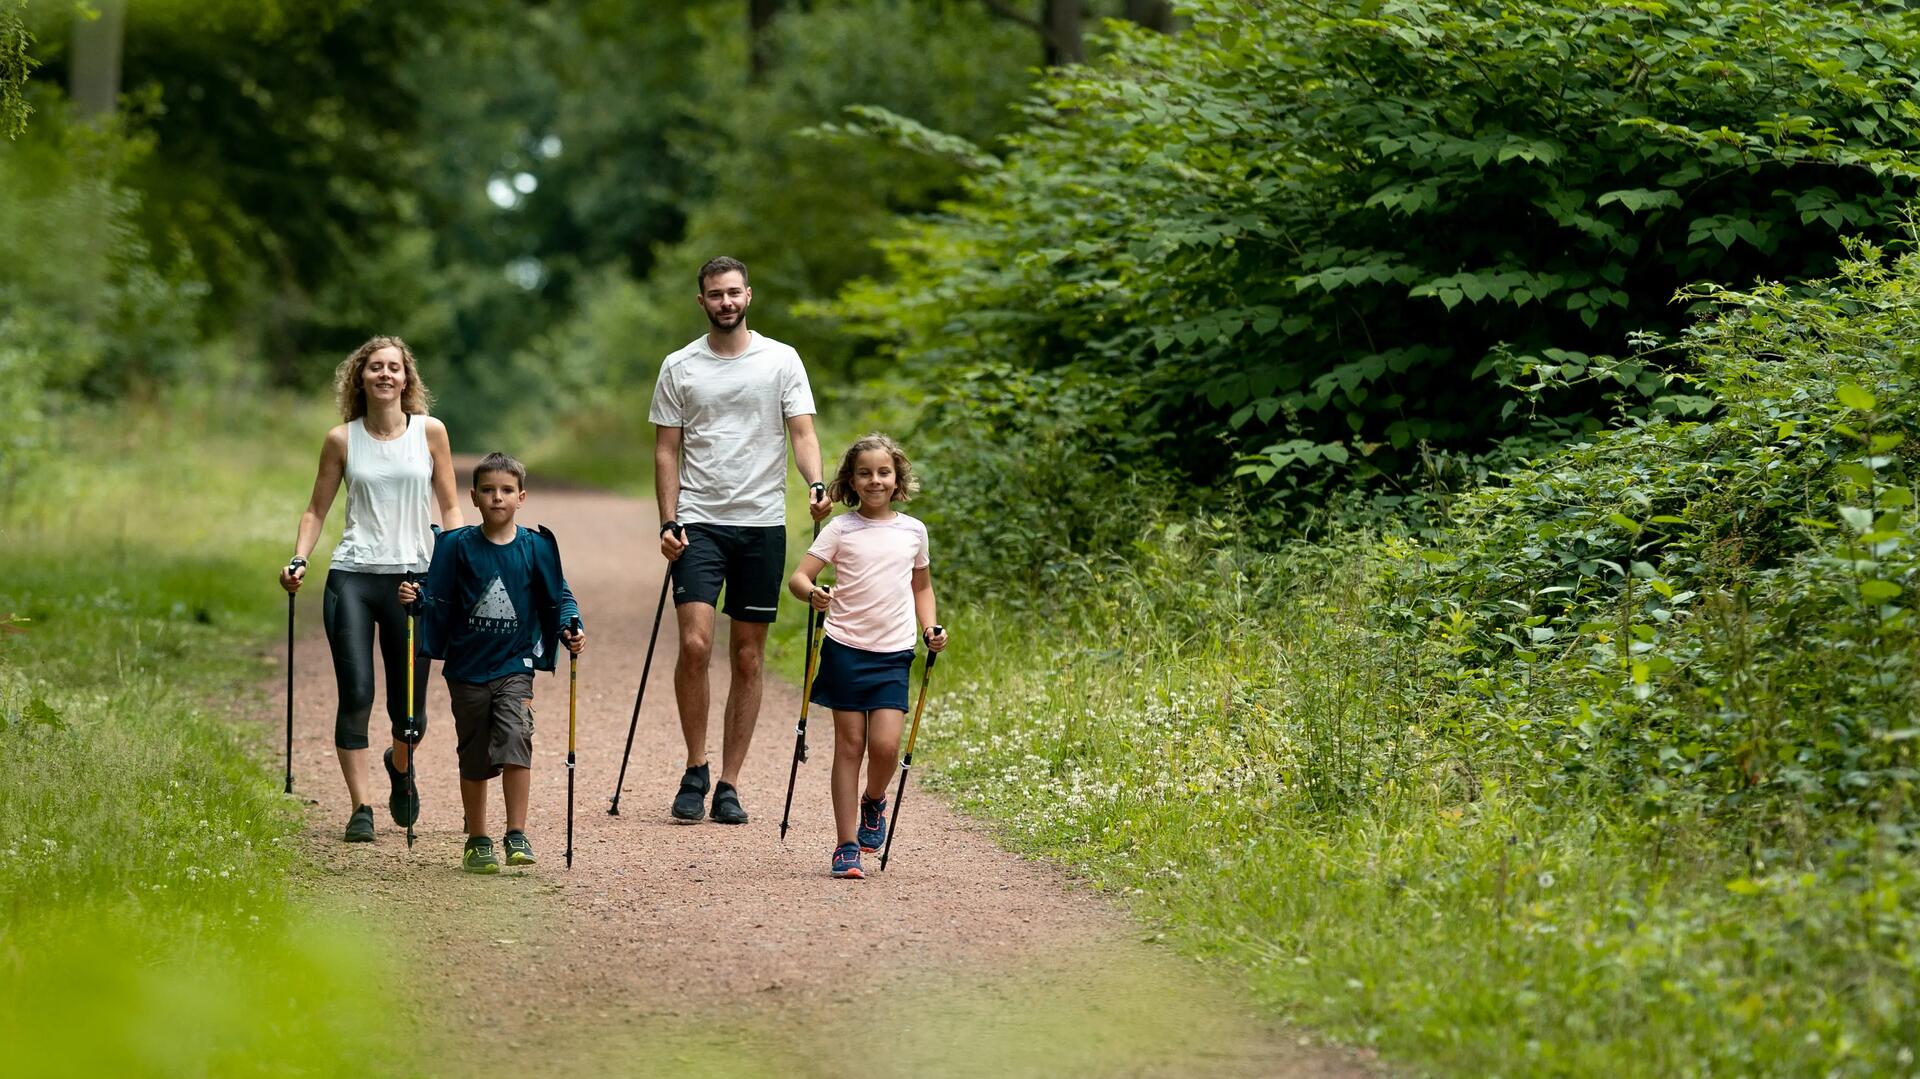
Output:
[{"xmin": 650, "ymin": 255, "xmax": 831, "ymax": 824}]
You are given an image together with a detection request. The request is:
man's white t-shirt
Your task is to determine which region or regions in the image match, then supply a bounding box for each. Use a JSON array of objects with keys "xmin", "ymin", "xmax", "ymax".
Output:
[
  {"xmin": 806, "ymin": 511, "xmax": 930, "ymax": 653},
  {"xmin": 648, "ymin": 332, "xmax": 816, "ymax": 527}
]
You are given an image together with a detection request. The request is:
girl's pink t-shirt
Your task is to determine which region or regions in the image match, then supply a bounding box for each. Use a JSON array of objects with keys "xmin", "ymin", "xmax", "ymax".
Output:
[{"xmin": 807, "ymin": 511, "xmax": 930, "ymax": 653}]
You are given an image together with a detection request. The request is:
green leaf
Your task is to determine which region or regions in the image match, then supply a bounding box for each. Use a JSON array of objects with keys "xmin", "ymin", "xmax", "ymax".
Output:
[
  {"xmin": 1836, "ymin": 383, "xmax": 1876, "ymax": 411},
  {"xmin": 24, "ymin": 697, "xmax": 64, "ymax": 730},
  {"xmin": 1859, "ymin": 579, "xmax": 1902, "ymax": 602}
]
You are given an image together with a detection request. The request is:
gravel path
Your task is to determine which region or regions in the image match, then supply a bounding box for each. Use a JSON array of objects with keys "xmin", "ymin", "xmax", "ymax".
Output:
[{"xmin": 278, "ymin": 478, "xmax": 1376, "ymax": 1078}]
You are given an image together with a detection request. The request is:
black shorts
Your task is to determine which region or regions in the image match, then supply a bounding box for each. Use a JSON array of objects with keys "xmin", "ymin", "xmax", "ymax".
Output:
[{"xmin": 671, "ymin": 523, "xmax": 786, "ymax": 623}]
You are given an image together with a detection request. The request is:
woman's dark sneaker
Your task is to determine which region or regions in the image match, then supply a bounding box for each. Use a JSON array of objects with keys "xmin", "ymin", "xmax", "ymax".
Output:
[
  {"xmin": 384, "ymin": 747, "xmax": 421, "ymax": 826},
  {"xmin": 831, "ymin": 841, "xmax": 865, "ymax": 879},
  {"xmin": 671, "ymin": 763, "xmax": 710, "ymax": 823},
  {"xmin": 463, "ymin": 835, "xmax": 500, "ymax": 874},
  {"xmin": 502, "ymin": 830, "xmax": 536, "ymax": 866},
  {"xmin": 344, "ymin": 804, "xmax": 375, "ymax": 843},
  {"xmin": 857, "ymin": 795, "xmax": 889, "ymax": 853},
  {"xmin": 710, "ymin": 782, "xmax": 749, "ymax": 825}
]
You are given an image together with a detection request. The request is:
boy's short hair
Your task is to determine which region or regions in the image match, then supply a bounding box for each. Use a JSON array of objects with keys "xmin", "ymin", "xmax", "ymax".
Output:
[
  {"xmin": 698, "ymin": 255, "xmax": 749, "ymax": 290},
  {"xmin": 472, "ymin": 452, "xmax": 527, "ymax": 489}
]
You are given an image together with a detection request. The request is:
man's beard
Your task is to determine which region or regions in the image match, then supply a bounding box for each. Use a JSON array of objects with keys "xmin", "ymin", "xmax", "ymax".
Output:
[{"xmin": 708, "ymin": 309, "xmax": 745, "ymax": 332}]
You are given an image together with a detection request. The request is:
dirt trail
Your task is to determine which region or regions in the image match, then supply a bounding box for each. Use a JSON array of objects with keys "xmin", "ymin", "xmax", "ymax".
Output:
[{"xmin": 279, "ymin": 478, "xmax": 1375, "ymax": 1078}]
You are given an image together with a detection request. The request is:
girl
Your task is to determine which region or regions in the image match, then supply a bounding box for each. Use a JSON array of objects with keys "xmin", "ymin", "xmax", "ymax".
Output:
[
  {"xmin": 279, "ymin": 336, "xmax": 463, "ymax": 843},
  {"xmin": 788, "ymin": 433, "xmax": 949, "ymax": 880}
]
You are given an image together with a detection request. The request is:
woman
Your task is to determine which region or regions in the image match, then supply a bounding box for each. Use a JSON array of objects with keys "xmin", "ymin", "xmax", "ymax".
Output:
[{"xmin": 280, "ymin": 336, "xmax": 462, "ymax": 842}]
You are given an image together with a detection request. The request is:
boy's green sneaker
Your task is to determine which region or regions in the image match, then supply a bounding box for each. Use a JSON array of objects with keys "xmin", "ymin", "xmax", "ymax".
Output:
[
  {"xmin": 463, "ymin": 835, "xmax": 500, "ymax": 874},
  {"xmin": 344, "ymin": 804, "xmax": 375, "ymax": 843},
  {"xmin": 503, "ymin": 830, "xmax": 536, "ymax": 866}
]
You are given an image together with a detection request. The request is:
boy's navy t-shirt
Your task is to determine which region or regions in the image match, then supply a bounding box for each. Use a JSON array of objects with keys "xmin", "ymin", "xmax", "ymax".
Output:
[{"xmin": 439, "ymin": 528, "xmax": 551, "ymax": 684}]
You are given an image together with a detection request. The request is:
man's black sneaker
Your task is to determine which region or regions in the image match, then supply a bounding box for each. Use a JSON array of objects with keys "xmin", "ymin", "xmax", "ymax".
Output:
[
  {"xmin": 671, "ymin": 763, "xmax": 710, "ymax": 823},
  {"xmin": 384, "ymin": 747, "xmax": 420, "ymax": 826},
  {"xmin": 503, "ymin": 830, "xmax": 536, "ymax": 866},
  {"xmin": 711, "ymin": 781, "xmax": 749, "ymax": 825},
  {"xmin": 344, "ymin": 804, "xmax": 375, "ymax": 843}
]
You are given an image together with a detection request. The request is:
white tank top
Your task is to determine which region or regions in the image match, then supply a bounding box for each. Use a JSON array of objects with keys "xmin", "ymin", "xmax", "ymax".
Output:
[{"xmin": 330, "ymin": 415, "xmax": 434, "ymax": 574}]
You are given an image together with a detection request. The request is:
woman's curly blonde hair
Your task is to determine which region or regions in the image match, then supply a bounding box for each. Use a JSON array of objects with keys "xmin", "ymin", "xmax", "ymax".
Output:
[
  {"xmin": 828, "ymin": 432, "xmax": 920, "ymax": 506},
  {"xmin": 334, "ymin": 335, "xmax": 433, "ymax": 421}
]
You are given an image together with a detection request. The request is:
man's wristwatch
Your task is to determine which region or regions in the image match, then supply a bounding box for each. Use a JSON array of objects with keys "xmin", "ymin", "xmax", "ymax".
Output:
[{"xmin": 660, "ymin": 520, "xmax": 680, "ymax": 537}]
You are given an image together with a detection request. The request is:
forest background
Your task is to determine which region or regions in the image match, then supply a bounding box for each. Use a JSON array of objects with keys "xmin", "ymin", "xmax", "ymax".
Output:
[{"xmin": 4, "ymin": 0, "xmax": 1920, "ymax": 1075}]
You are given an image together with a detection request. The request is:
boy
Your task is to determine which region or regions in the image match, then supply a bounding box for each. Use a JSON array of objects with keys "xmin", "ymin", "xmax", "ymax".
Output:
[{"xmin": 401, "ymin": 452, "xmax": 584, "ymax": 873}]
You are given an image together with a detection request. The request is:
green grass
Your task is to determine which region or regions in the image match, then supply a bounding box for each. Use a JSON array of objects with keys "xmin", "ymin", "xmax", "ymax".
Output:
[
  {"xmin": 0, "ymin": 393, "xmax": 403, "ymax": 1076},
  {"xmin": 908, "ymin": 540, "xmax": 1920, "ymax": 1077}
]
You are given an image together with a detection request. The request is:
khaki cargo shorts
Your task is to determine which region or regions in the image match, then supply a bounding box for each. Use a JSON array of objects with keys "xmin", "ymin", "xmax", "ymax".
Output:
[{"xmin": 446, "ymin": 672, "xmax": 535, "ymax": 781}]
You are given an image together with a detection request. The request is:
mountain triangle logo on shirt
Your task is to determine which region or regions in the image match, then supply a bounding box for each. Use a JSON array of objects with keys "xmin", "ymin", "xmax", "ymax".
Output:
[{"xmin": 469, "ymin": 577, "xmax": 519, "ymax": 633}]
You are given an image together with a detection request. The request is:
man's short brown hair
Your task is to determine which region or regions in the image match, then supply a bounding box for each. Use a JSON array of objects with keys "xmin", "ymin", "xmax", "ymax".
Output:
[{"xmin": 698, "ymin": 256, "xmax": 749, "ymax": 291}]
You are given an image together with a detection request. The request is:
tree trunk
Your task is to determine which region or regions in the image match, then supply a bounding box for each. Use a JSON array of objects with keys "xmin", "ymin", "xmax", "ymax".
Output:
[
  {"xmin": 749, "ymin": 0, "xmax": 784, "ymax": 81},
  {"xmin": 1041, "ymin": 0, "xmax": 1082, "ymax": 66},
  {"xmin": 69, "ymin": 0, "xmax": 126, "ymax": 119},
  {"xmin": 1125, "ymin": 0, "xmax": 1174, "ymax": 32}
]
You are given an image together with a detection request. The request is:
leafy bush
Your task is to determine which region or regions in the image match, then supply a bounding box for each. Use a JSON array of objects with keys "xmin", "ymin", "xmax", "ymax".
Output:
[
  {"xmin": 0, "ymin": 105, "xmax": 207, "ymax": 500},
  {"xmin": 1398, "ymin": 234, "xmax": 1919, "ymax": 824},
  {"xmin": 834, "ymin": 0, "xmax": 1920, "ymax": 511},
  {"xmin": 912, "ymin": 228, "xmax": 1920, "ymax": 1075}
]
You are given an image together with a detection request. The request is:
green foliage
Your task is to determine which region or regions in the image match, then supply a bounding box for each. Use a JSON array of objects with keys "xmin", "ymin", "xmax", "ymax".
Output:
[
  {"xmin": 561, "ymin": 0, "xmax": 1037, "ymax": 390},
  {"xmin": 0, "ymin": 393, "xmax": 397, "ymax": 1076},
  {"xmin": 926, "ymin": 528, "xmax": 1920, "ymax": 1075},
  {"xmin": 1398, "ymin": 235, "xmax": 1920, "ymax": 822},
  {"xmin": 834, "ymin": 0, "xmax": 1920, "ymax": 516},
  {"xmin": 902, "ymin": 217, "xmax": 1920, "ymax": 1073},
  {"xmin": 0, "ymin": 107, "xmax": 206, "ymax": 499},
  {"xmin": 0, "ymin": 1, "xmax": 33, "ymax": 138}
]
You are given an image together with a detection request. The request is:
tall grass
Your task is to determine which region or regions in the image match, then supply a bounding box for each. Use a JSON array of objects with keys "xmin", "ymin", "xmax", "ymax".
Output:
[
  {"xmin": 913, "ymin": 529, "xmax": 1920, "ymax": 1076},
  {"xmin": 0, "ymin": 393, "xmax": 403, "ymax": 1075}
]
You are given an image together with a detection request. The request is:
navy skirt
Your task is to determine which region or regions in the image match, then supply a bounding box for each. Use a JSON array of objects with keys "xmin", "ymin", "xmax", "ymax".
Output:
[{"xmin": 809, "ymin": 635, "xmax": 914, "ymax": 712}]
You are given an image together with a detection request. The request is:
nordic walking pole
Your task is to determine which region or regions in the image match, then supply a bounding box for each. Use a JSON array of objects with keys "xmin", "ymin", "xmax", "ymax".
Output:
[
  {"xmin": 878, "ymin": 627, "xmax": 942, "ymax": 873},
  {"xmin": 404, "ymin": 574, "xmax": 420, "ymax": 849},
  {"xmin": 283, "ymin": 556, "xmax": 305, "ymax": 795},
  {"xmin": 778, "ymin": 518, "xmax": 827, "ymax": 843},
  {"xmin": 565, "ymin": 617, "xmax": 581, "ymax": 868},
  {"xmin": 609, "ymin": 523, "xmax": 681, "ymax": 816},
  {"xmin": 778, "ymin": 601, "xmax": 827, "ymax": 842}
]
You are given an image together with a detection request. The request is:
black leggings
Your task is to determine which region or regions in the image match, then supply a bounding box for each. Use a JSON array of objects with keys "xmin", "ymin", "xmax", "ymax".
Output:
[{"xmin": 322, "ymin": 569, "xmax": 430, "ymax": 749}]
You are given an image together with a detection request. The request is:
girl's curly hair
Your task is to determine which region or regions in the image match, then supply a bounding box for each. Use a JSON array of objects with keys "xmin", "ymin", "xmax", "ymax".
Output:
[
  {"xmin": 334, "ymin": 335, "xmax": 433, "ymax": 421},
  {"xmin": 828, "ymin": 432, "xmax": 920, "ymax": 506}
]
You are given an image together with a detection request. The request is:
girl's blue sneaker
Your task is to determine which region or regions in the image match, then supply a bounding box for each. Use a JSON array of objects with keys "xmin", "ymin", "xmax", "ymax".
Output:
[
  {"xmin": 857, "ymin": 795, "xmax": 889, "ymax": 853},
  {"xmin": 831, "ymin": 841, "xmax": 865, "ymax": 880}
]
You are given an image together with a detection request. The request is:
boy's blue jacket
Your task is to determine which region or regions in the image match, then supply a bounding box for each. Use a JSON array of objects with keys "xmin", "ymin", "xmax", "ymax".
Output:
[{"xmin": 414, "ymin": 525, "xmax": 580, "ymax": 674}]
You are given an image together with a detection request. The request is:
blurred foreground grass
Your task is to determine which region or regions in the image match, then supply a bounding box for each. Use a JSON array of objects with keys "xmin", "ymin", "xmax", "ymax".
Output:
[{"xmin": 0, "ymin": 393, "xmax": 402, "ymax": 1076}]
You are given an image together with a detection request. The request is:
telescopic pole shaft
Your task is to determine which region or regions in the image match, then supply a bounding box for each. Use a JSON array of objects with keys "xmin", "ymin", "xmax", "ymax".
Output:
[
  {"xmin": 879, "ymin": 642, "xmax": 939, "ymax": 872},
  {"xmin": 285, "ymin": 592, "xmax": 295, "ymax": 795},
  {"xmin": 608, "ymin": 573, "xmax": 670, "ymax": 816},
  {"xmin": 567, "ymin": 643, "xmax": 578, "ymax": 867},
  {"xmin": 778, "ymin": 518, "xmax": 826, "ymax": 843},
  {"xmin": 405, "ymin": 602, "xmax": 417, "ymax": 848},
  {"xmin": 778, "ymin": 608, "xmax": 825, "ymax": 843}
]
